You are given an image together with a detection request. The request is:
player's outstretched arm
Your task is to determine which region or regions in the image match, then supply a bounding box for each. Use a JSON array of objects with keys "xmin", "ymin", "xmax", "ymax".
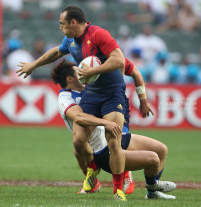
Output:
[
  {"xmin": 66, "ymin": 105, "xmax": 121, "ymax": 138},
  {"xmin": 125, "ymin": 58, "xmax": 154, "ymax": 118},
  {"xmin": 16, "ymin": 47, "xmax": 65, "ymax": 78}
]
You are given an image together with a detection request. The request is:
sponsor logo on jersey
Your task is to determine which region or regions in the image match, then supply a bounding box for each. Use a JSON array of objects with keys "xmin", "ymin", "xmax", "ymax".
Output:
[
  {"xmin": 61, "ymin": 100, "xmax": 67, "ymax": 107},
  {"xmin": 70, "ymin": 41, "xmax": 76, "ymax": 47},
  {"xmin": 87, "ymin": 40, "xmax": 91, "ymax": 46},
  {"xmin": 117, "ymin": 104, "xmax": 123, "ymax": 110}
]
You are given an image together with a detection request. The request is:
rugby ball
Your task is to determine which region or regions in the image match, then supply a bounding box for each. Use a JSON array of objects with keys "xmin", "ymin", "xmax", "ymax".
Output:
[{"xmin": 78, "ymin": 56, "xmax": 101, "ymax": 85}]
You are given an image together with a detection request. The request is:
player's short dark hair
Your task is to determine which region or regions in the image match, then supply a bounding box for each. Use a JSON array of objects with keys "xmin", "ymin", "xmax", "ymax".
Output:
[
  {"xmin": 62, "ymin": 6, "xmax": 86, "ymax": 24},
  {"xmin": 50, "ymin": 59, "xmax": 76, "ymax": 88}
]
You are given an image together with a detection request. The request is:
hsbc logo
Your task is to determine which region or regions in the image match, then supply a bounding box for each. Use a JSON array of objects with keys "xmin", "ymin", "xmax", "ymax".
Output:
[
  {"xmin": 0, "ymin": 85, "xmax": 58, "ymax": 123},
  {"xmin": 1, "ymin": 83, "xmax": 200, "ymax": 128},
  {"xmin": 126, "ymin": 86, "xmax": 201, "ymax": 128}
]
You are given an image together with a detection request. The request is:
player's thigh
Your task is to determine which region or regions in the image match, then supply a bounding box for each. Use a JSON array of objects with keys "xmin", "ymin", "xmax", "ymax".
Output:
[
  {"xmin": 72, "ymin": 122, "xmax": 94, "ymax": 143},
  {"xmin": 102, "ymin": 91, "xmax": 125, "ymax": 126},
  {"xmin": 127, "ymin": 134, "xmax": 168, "ymax": 155},
  {"xmin": 103, "ymin": 111, "xmax": 125, "ymax": 129},
  {"xmin": 79, "ymin": 91, "xmax": 102, "ymax": 117},
  {"xmin": 124, "ymin": 150, "xmax": 159, "ymax": 171}
]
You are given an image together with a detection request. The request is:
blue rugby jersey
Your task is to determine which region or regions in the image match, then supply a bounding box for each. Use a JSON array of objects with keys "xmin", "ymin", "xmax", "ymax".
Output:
[{"xmin": 59, "ymin": 22, "xmax": 125, "ymax": 92}]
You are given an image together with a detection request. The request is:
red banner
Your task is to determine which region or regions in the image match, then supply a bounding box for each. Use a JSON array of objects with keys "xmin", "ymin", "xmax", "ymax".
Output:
[
  {"xmin": 126, "ymin": 84, "xmax": 201, "ymax": 129},
  {"xmin": 0, "ymin": 81, "xmax": 201, "ymax": 129},
  {"xmin": 0, "ymin": 81, "xmax": 64, "ymax": 126}
]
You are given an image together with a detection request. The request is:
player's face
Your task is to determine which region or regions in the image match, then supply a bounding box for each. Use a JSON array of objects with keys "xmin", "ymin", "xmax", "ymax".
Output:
[
  {"xmin": 72, "ymin": 66, "xmax": 84, "ymax": 87},
  {"xmin": 59, "ymin": 12, "xmax": 76, "ymax": 38}
]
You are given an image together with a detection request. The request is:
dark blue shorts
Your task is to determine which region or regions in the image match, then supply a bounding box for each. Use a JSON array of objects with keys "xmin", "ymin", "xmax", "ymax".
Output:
[
  {"xmin": 79, "ymin": 87, "xmax": 126, "ymax": 118},
  {"xmin": 94, "ymin": 133, "xmax": 131, "ymax": 174},
  {"xmin": 123, "ymin": 126, "xmax": 128, "ymax": 133},
  {"xmin": 124, "ymin": 95, "xmax": 130, "ymax": 131}
]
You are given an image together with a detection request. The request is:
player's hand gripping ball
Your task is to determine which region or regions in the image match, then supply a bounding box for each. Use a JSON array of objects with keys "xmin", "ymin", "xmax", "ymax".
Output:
[{"xmin": 78, "ymin": 56, "xmax": 101, "ymax": 85}]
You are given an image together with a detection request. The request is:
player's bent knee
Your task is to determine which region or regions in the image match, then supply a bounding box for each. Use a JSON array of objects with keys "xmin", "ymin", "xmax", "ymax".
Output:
[
  {"xmin": 159, "ymin": 144, "xmax": 168, "ymax": 159},
  {"xmin": 74, "ymin": 149, "xmax": 80, "ymax": 158},
  {"xmin": 105, "ymin": 130, "xmax": 121, "ymax": 142},
  {"xmin": 149, "ymin": 152, "xmax": 160, "ymax": 168},
  {"xmin": 107, "ymin": 138, "xmax": 121, "ymax": 152},
  {"xmin": 163, "ymin": 144, "xmax": 168, "ymax": 155},
  {"xmin": 73, "ymin": 127, "xmax": 89, "ymax": 141},
  {"xmin": 73, "ymin": 138, "xmax": 85, "ymax": 150},
  {"xmin": 72, "ymin": 130, "xmax": 87, "ymax": 146}
]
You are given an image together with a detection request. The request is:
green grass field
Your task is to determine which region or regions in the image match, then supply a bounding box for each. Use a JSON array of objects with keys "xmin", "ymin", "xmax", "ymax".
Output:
[
  {"xmin": 1, "ymin": 187, "xmax": 201, "ymax": 207},
  {"xmin": 0, "ymin": 127, "xmax": 201, "ymax": 207}
]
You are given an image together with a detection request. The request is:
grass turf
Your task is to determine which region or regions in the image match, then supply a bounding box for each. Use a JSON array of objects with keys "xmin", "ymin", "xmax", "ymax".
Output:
[
  {"xmin": 1, "ymin": 127, "xmax": 201, "ymax": 207},
  {"xmin": 0, "ymin": 127, "xmax": 200, "ymax": 182},
  {"xmin": 1, "ymin": 186, "xmax": 201, "ymax": 207}
]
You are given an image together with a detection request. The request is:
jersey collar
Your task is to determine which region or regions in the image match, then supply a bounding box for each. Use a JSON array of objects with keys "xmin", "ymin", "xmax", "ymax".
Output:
[
  {"xmin": 60, "ymin": 89, "xmax": 72, "ymax": 92},
  {"xmin": 77, "ymin": 22, "xmax": 91, "ymax": 39}
]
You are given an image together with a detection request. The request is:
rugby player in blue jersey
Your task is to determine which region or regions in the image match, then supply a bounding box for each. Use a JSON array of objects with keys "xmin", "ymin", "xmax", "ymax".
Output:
[{"xmin": 16, "ymin": 6, "xmax": 153, "ymax": 200}]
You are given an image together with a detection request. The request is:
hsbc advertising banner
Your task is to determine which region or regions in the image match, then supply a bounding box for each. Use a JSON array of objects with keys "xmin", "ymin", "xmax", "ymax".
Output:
[
  {"xmin": 0, "ymin": 82, "xmax": 201, "ymax": 129},
  {"xmin": 126, "ymin": 84, "xmax": 201, "ymax": 129},
  {"xmin": 0, "ymin": 81, "xmax": 64, "ymax": 126}
]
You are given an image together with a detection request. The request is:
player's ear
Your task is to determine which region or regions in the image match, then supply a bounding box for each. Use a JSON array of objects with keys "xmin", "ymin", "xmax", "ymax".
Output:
[
  {"xmin": 67, "ymin": 76, "xmax": 73, "ymax": 83},
  {"xmin": 71, "ymin": 19, "xmax": 77, "ymax": 26}
]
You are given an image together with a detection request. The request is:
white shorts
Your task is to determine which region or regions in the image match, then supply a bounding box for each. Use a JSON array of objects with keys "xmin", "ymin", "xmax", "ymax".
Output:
[{"xmin": 88, "ymin": 126, "xmax": 108, "ymax": 154}]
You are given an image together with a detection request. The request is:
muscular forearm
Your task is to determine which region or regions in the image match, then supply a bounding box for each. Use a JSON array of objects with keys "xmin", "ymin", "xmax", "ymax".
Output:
[
  {"xmin": 94, "ymin": 56, "xmax": 124, "ymax": 75},
  {"xmin": 88, "ymin": 48, "xmax": 124, "ymax": 75},
  {"xmin": 132, "ymin": 66, "xmax": 144, "ymax": 87},
  {"xmin": 130, "ymin": 66, "xmax": 147, "ymax": 100},
  {"xmin": 74, "ymin": 113, "xmax": 108, "ymax": 127},
  {"xmin": 33, "ymin": 47, "xmax": 64, "ymax": 68}
]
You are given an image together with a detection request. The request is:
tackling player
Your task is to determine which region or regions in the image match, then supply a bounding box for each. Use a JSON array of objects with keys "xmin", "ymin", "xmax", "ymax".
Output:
[{"xmin": 51, "ymin": 59, "xmax": 176, "ymax": 200}]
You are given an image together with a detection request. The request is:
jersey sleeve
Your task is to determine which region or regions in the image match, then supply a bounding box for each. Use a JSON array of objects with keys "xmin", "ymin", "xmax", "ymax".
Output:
[
  {"xmin": 58, "ymin": 95, "xmax": 77, "ymax": 116},
  {"xmin": 59, "ymin": 37, "xmax": 70, "ymax": 54},
  {"xmin": 124, "ymin": 58, "xmax": 134, "ymax": 76},
  {"xmin": 93, "ymin": 29, "xmax": 120, "ymax": 57}
]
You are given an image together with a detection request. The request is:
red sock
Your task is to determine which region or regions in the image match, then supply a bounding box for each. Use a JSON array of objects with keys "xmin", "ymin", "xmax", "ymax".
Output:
[
  {"xmin": 112, "ymin": 172, "xmax": 124, "ymax": 194},
  {"xmin": 86, "ymin": 159, "xmax": 98, "ymax": 171},
  {"xmin": 124, "ymin": 171, "xmax": 129, "ymax": 177}
]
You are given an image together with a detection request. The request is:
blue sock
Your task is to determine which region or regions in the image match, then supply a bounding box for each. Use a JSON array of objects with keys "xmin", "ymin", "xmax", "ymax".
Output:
[
  {"xmin": 146, "ymin": 169, "xmax": 164, "ymax": 193},
  {"xmin": 145, "ymin": 175, "xmax": 157, "ymax": 185},
  {"xmin": 156, "ymin": 169, "xmax": 164, "ymax": 180},
  {"xmin": 147, "ymin": 190, "xmax": 155, "ymax": 197},
  {"xmin": 145, "ymin": 175, "xmax": 157, "ymax": 193}
]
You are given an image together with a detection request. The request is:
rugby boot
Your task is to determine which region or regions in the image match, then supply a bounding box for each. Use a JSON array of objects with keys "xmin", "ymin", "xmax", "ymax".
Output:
[
  {"xmin": 114, "ymin": 189, "xmax": 127, "ymax": 201},
  {"xmin": 145, "ymin": 191, "xmax": 176, "ymax": 199},
  {"xmin": 124, "ymin": 171, "xmax": 134, "ymax": 194},
  {"xmin": 77, "ymin": 179, "xmax": 100, "ymax": 194},
  {"xmin": 83, "ymin": 168, "xmax": 100, "ymax": 192},
  {"xmin": 146, "ymin": 180, "xmax": 176, "ymax": 192}
]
